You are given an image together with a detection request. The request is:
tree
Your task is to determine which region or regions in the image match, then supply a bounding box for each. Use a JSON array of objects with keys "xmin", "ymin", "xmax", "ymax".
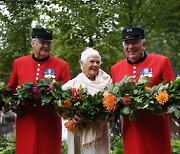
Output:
[
  {"xmin": 40, "ymin": 0, "xmax": 180, "ymax": 76},
  {"xmin": 0, "ymin": 0, "xmax": 179, "ymax": 79},
  {"xmin": 0, "ymin": 0, "xmax": 38, "ymax": 79}
]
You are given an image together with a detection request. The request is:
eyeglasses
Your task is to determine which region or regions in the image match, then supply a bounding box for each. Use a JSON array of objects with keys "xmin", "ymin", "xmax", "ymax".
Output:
[{"xmin": 37, "ymin": 39, "xmax": 52, "ymax": 46}]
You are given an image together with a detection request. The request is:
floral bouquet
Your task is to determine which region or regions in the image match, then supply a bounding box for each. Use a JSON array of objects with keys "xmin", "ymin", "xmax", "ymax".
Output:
[
  {"xmin": 3, "ymin": 79, "xmax": 63, "ymax": 116},
  {"xmin": 166, "ymin": 76, "xmax": 180, "ymax": 118},
  {"xmin": 61, "ymin": 87, "xmax": 115, "ymax": 133},
  {"xmin": 105, "ymin": 75, "xmax": 180, "ymax": 121}
]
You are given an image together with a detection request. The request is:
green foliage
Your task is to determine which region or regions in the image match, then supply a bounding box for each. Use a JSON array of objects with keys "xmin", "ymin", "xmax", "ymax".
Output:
[
  {"xmin": 0, "ymin": 137, "xmax": 15, "ymax": 154},
  {"xmin": 58, "ymin": 87, "xmax": 113, "ymax": 128},
  {"xmin": 107, "ymin": 75, "xmax": 180, "ymax": 120},
  {"xmin": 172, "ymin": 138, "xmax": 180, "ymax": 154},
  {"xmin": 2, "ymin": 78, "xmax": 63, "ymax": 115},
  {"xmin": 0, "ymin": 137, "xmax": 68, "ymax": 154},
  {"xmin": 0, "ymin": 0, "xmax": 179, "ymax": 79},
  {"xmin": 62, "ymin": 140, "xmax": 68, "ymax": 154},
  {"xmin": 110, "ymin": 134, "xmax": 123, "ymax": 154},
  {"xmin": 0, "ymin": 0, "xmax": 39, "ymax": 79}
]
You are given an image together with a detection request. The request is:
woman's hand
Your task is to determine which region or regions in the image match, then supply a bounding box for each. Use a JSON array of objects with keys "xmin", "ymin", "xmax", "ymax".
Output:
[{"xmin": 72, "ymin": 115, "xmax": 85, "ymax": 124}]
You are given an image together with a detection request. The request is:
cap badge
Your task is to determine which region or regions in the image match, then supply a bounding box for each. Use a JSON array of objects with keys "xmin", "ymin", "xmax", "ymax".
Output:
[
  {"xmin": 46, "ymin": 30, "xmax": 51, "ymax": 34},
  {"xmin": 127, "ymin": 28, "xmax": 132, "ymax": 32}
]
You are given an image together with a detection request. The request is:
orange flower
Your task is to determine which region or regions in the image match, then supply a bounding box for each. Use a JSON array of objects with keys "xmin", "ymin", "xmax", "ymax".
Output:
[
  {"xmin": 71, "ymin": 88, "xmax": 82, "ymax": 101},
  {"xmin": 63, "ymin": 100, "xmax": 72, "ymax": 108},
  {"xmin": 122, "ymin": 95, "xmax": 131, "ymax": 106},
  {"xmin": 145, "ymin": 86, "xmax": 153, "ymax": 92},
  {"xmin": 103, "ymin": 93, "xmax": 118, "ymax": 112},
  {"xmin": 155, "ymin": 90, "xmax": 169, "ymax": 105},
  {"xmin": 64, "ymin": 121, "xmax": 78, "ymax": 133}
]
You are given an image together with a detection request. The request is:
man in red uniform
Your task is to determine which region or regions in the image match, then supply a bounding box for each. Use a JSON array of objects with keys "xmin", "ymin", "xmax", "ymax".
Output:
[
  {"xmin": 8, "ymin": 28, "xmax": 70, "ymax": 154},
  {"xmin": 111, "ymin": 26, "xmax": 175, "ymax": 154}
]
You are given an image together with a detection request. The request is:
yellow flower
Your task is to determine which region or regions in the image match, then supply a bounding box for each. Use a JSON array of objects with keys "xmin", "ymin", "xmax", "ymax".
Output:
[
  {"xmin": 103, "ymin": 93, "xmax": 118, "ymax": 112},
  {"xmin": 64, "ymin": 121, "xmax": 78, "ymax": 133},
  {"xmin": 155, "ymin": 90, "xmax": 169, "ymax": 105}
]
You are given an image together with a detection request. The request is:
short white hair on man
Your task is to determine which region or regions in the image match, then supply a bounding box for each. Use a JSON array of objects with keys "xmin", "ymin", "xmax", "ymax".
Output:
[
  {"xmin": 80, "ymin": 47, "xmax": 102, "ymax": 64},
  {"xmin": 122, "ymin": 39, "xmax": 145, "ymax": 46}
]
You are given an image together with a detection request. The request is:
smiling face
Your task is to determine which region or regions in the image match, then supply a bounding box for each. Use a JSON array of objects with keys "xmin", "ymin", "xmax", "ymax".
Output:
[
  {"xmin": 123, "ymin": 39, "xmax": 145, "ymax": 63},
  {"xmin": 81, "ymin": 55, "xmax": 101, "ymax": 81},
  {"xmin": 31, "ymin": 39, "xmax": 52, "ymax": 59}
]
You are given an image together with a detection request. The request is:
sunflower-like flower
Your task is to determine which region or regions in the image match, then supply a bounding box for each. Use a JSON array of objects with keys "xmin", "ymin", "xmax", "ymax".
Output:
[
  {"xmin": 103, "ymin": 92, "xmax": 118, "ymax": 112},
  {"xmin": 64, "ymin": 121, "xmax": 78, "ymax": 133},
  {"xmin": 155, "ymin": 90, "xmax": 169, "ymax": 105},
  {"xmin": 122, "ymin": 95, "xmax": 131, "ymax": 106},
  {"xmin": 63, "ymin": 100, "xmax": 72, "ymax": 108}
]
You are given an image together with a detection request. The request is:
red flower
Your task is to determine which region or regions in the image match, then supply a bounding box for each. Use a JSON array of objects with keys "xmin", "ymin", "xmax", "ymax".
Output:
[
  {"xmin": 71, "ymin": 88, "xmax": 82, "ymax": 101},
  {"xmin": 122, "ymin": 95, "xmax": 131, "ymax": 106}
]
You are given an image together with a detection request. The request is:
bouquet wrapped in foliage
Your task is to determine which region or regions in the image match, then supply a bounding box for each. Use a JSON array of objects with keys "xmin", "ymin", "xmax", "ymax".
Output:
[
  {"xmin": 0, "ymin": 76, "xmax": 179, "ymax": 131},
  {"xmin": 106, "ymin": 75, "xmax": 180, "ymax": 121},
  {"xmin": 2, "ymin": 79, "xmax": 63, "ymax": 116},
  {"xmin": 60, "ymin": 87, "xmax": 115, "ymax": 133}
]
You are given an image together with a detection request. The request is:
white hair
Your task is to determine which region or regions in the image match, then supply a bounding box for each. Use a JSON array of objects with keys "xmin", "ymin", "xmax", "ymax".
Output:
[
  {"xmin": 80, "ymin": 47, "xmax": 102, "ymax": 71},
  {"xmin": 80, "ymin": 47, "xmax": 102, "ymax": 64}
]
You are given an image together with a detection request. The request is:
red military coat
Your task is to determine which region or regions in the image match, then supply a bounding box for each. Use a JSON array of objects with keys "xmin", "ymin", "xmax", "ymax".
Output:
[
  {"xmin": 111, "ymin": 53, "xmax": 175, "ymax": 154},
  {"xmin": 8, "ymin": 54, "xmax": 70, "ymax": 154}
]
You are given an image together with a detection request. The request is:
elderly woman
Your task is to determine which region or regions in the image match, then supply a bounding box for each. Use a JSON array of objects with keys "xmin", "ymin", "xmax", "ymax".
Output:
[{"xmin": 62, "ymin": 47, "xmax": 112, "ymax": 154}]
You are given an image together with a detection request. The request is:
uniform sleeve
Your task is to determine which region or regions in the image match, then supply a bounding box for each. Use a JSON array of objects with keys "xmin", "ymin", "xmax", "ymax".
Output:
[
  {"xmin": 111, "ymin": 66, "xmax": 116, "ymax": 84},
  {"xmin": 161, "ymin": 57, "xmax": 175, "ymax": 82},
  {"xmin": 7, "ymin": 59, "xmax": 18, "ymax": 90},
  {"xmin": 60, "ymin": 62, "xmax": 71, "ymax": 84}
]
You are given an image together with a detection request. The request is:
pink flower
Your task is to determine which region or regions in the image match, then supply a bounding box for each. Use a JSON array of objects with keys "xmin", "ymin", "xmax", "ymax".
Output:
[
  {"xmin": 31, "ymin": 85, "xmax": 40, "ymax": 100},
  {"xmin": 49, "ymin": 83, "xmax": 54, "ymax": 90}
]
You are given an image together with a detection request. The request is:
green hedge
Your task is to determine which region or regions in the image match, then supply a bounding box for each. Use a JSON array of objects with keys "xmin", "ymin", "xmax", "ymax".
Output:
[
  {"xmin": 0, "ymin": 136, "xmax": 180, "ymax": 154},
  {"xmin": 110, "ymin": 136, "xmax": 180, "ymax": 154}
]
